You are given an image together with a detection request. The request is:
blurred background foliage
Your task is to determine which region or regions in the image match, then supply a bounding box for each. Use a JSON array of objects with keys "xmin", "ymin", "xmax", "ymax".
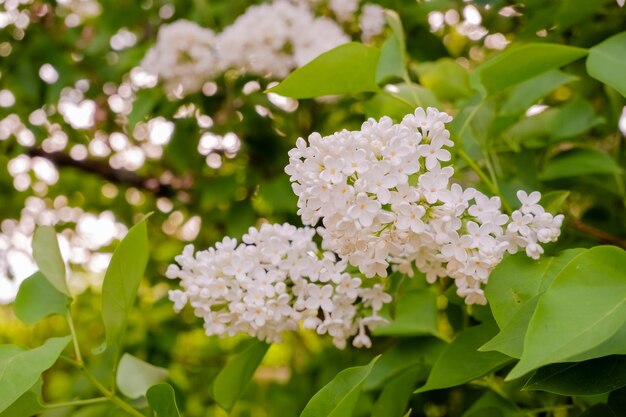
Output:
[{"xmin": 0, "ymin": 0, "xmax": 625, "ymax": 416}]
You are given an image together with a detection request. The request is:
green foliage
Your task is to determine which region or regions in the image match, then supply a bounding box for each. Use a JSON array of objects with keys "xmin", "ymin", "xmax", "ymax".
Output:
[
  {"xmin": 373, "ymin": 289, "xmax": 440, "ymax": 337},
  {"xmin": 31, "ymin": 226, "xmax": 69, "ymax": 296},
  {"xmin": 212, "ymin": 340, "xmax": 270, "ymax": 412},
  {"xmin": 14, "ymin": 272, "xmax": 70, "ymax": 324},
  {"xmin": 507, "ymin": 246, "xmax": 626, "ymax": 379},
  {"xmin": 267, "ymin": 43, "xmax": 381, "ymax": 98},
  {"xmin": 2, "ymin": 1, "xmax": 626, "ymax": 416},
  {"xmin": 415, "ymin": 322, "xmax": 512, "ymax": 393},
  {"xmin": 0, "ymin": 337, "xmax": 71, "ymax": 413},
  {"xmin": 300, "ymin": 356, "xmax": 379, "ymax": 417},
  {"xmin": 586, "ymin": 31, "xmax": 626, "ymax": 97},
  {"xmin": 102, "ymin": 216, "xmax": 150, "ymax": 358},
  {"xmin": 376, "ymin": 10, "xmax": 408, "ymax": 83},
  {"xmin": 524, "ymin": 355, "xmax": 626, "ymax": 396},
  {"xmin": 147, "ymin": 383, "xmax": 181, "ymax": 417},
  {"xmin": 472, "ymin": 43, "xmax": 588, "ymax": 94}
]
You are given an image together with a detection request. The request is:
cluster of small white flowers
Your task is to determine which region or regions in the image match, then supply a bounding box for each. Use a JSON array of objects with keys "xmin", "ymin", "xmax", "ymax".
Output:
[
  {"xmin": 166, "ymin": 223, "xmax": 391, "ymax": 348},
  {"xmin": 141, "ymin": 20, "xmax": 222, "ymax": 97},
  {"xmin": 360, "ymin": 4, "xmax": 386, "ymax": 42},
  {"xmin": 328, "ymin": 0, "xmax": 359, "ymax": 21},
  {"xmin": 286, "ymin": 108, "xmax": 563, "ymax": 305},
  {"xmin": 217, "ymin": 1, "xmax": 349, "ymax": 78}
]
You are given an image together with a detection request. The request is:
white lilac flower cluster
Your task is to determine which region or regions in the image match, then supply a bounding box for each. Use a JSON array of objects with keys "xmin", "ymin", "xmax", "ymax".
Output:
[
  {"xmin": 166, "ymin": 223, "xmax": 391, "ymax": 348},
  {"xmin": 286, "ymin": 108, "xmax": 563, "ymax": 305},
  {"xmin": 218, "ymin": 1, "xmax": 349, "ymax": 78},
  {"xmin": 142, "ymin": 0, "xmax": 391, "ymax": 96},
  {"xmin": 140, "ymin": 20, "xmax": 222, "ymax": 97},
  {"xmin": 142, "ymin": 1, "xmax": 349, "ymax": 95}
]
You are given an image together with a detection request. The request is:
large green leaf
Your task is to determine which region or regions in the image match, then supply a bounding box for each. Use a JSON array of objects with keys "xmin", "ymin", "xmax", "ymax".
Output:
[
  {"xmin": 373, "ymin": 289, "xmax": 439, "ymax": 337},
  {"xmin": 480, "ymin": 297, "xmax": 539, "ymax": 358},
  {"xmin": 485, "ymin": 249, "xmax": 586, "ymax": 329},
  {"xmin": 415, "ymin": 323, "xmax": 512, "ymax": 393},
  {"xmin": 586, "ymin": 31, "xmax": 626, "ymax": 97},
  {"xmin": 147, "ymin": 383, "xmax": 180, "ymax": 417},
  {"xmin": 0, "ymin": 336, "xmax": 71, "ymax": 413},
  {"xmin": 415, "ymin": 58, "xmax": 472, "ymax": 101},
  {"xmin": 31, "ymin": 226, "xmax": 69, "ymax": 296},
  {"xmin": 212, "ymin": 340, "xmax": 270, "ymax": 412},
  {"xmin": 539, "ymin": 148, "xmax": 622, "ymax": 180},
  {"xmin": 501, "ymin": 70, "xmax": 578, "ymax": 115},
  {"xmin": 364, "ymin": 338, "xmax": 444, "ymax": 390},
  {"xmin": 101, "ymin": 216, "xmax": 150, "ymax": 357},
  {"xmin": 300, "ymin": 356, "xmax": 379, "ymax": 417},
  {"xmin": 549, "ymin": 99, "xmax": 604, "ymax": 141},
  {"xmin": 507, "ymin": 246, "xmax": 626, "ymax": 380},
  {"xmin": 14, "ymin": 272, "xmax": 70, "ymax": 324},
  {"xmin": 372, "ymin": 365, "xmax": 424, "ymax": 417},
  {"xmin": 0, "ymin": 383, "xmax": 42, "ymax": 417},
  {"xmin": 376, "ymin": 10, "xmax": 408, "ymax": 83},
  {"xmin": 473, "ymin": 43, "xmax": 587, "ymax": 94},
  {"xmin": 266, "ymin": 43, "xmax": 381, "ymax": 98},
  {"xmin": 116, "ymin": 353, "xmax": 169, "ymax": 399},
  {"xmin": 524, "ymin": 355, "xmax": 626, "ymax": 396},
  {"xmin": 566, "ymin": 322, "xmax": 626, "ymax": 362}
]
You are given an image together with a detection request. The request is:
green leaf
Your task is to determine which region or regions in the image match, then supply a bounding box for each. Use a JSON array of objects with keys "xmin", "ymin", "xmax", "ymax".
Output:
[
  {"xmin": 578, "ymin": 404, "xmax": 618, "ymax": 417},
  {"xmin": 266, "ymin": 43, "xmax": 381, "ymax": 98},
  {"xmin": 566, "ymin": 322, "xmax": 626, "ymax": 362},
  {"xmin": 212, "ymin": 340, "xmax": 270, "ymax": 412},
  {"xmin": 539, "ymin": 148, "xmax": 622, "ymax": 180},
  {"xmin": 587, "ymin": 32, "xmax": 626, "ymax": 97},
  {"xmin": 31, "ymin": 226, "xmax": 69, "ymax": 296},
  {"xmin": 376, "ymin": 10, "xmax": 408, "ymax": 83},
  {"xmin": 300, "ymin": 356, "xmax": 379, "ymax": 417},
  {"xmin": 373, "ymin": 289, "xmax": 439, "ymax": 337},
  {"xmin": 147, "ymin": 383, "xmax": 180, "ymax": 417},
  {"xmin": 14, "ymin": 272, "xmax": 71, "ymax": 324},
  {"xmin": 372, "ymin": 365, "xmax": 424, "ymax": 417},
  {"xmin": 415, "ymin": 322, "xmax": 512, "ymax": 393},
  {"xmin": 473, "ymin": 43, "xmax": 587, "ymax": 94},
  {"xmin": 364, "ymin": 338, "xmax": 445, "ymax": 390},
  {"xmin": 102, "ymin": 215, "xmax": 150, "ymax": 357},
  {"xmin": 0, "ymin": 336, "xmax": 71, "ymax": 413},
  {"xmin": 550, "ymin": 99, "xmax": 605, "ymax": 141},
  {"xmin": 485, "ymin": 249, "xmax": 586, "ymax": 329},
  {"xmin": 501, "ymin": 70, "xmax": 578, "ymax": 115},
  {"xmin": 524, "ymin": 355, "xmax": 626, "ymax": 396},
  {"xmin": 480, "ymin": 297, "xmax": 539, "ymax": 358},
  {"xmin": 415, "ymin": 58, "xmax": 472, "ymax": 101},
  {"xmin": 507, "ymin": 246, "xmax": 626, "ymax": 380},
  {"xmin": 0, "ymin": 384, "xmax": 42, "ymax": 417},
  {"xmin": 116, "ymin": 353, "xmax": 169, "ymax": 399}
]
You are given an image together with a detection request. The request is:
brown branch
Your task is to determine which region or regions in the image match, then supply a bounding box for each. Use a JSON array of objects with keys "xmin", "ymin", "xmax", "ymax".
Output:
[
  {"xmin": 569, "ymin": 218, "xmax": 626, "ymax": 250},
  {"xmin": 27, "ymin": 148, "xmax": 178, "ymax": 198}
]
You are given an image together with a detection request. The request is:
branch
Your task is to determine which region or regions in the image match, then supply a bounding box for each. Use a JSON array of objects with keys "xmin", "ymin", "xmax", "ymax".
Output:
[
  {"xmin": 569, "ymin": 218, "xmax": 626, "ymax": 250},
  {"xmin": 28, "ymin": 148, "xmax": 179, "ymax": 198}
]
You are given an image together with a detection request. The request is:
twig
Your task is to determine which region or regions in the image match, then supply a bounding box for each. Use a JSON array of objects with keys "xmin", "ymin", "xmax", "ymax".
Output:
[
  {"xmin": 569, "ymin": 218, "xmax": 626, "ymax": 250},
  {"xmin": 27, "ymin": 147, "xmax": 178, "ymax": 198}
]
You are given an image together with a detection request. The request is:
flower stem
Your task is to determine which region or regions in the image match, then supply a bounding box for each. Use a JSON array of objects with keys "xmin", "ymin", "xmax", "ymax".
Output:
[
  {"xmin": 61, "ymin": 356, "xmax": 145, "ymax": 417},
  {"xmin": 43, "ymin": 397, "xmax": 108, "ymax": 409},
  {"xmin": 66, "ymin": 312, "xmax": 83, "ymax": 365}
]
